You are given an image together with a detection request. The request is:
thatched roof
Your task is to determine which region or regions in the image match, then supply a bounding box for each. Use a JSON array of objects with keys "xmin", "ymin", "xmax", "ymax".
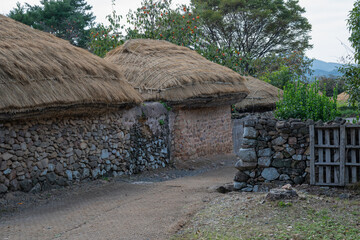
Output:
[
  {"xmin": 235, "ymin": 76, "xmax": 283, "ymax": 112},
  {"xmin": 338, "ymin": 92, "xmax": 349, "ymax": 102},
  {"xmin": 105, "ymin": 39, "xmax": 249, "ymax": 107},
  {"xmin": 0, "ymin": 15, "xmax": 142, "ymax": 121}
]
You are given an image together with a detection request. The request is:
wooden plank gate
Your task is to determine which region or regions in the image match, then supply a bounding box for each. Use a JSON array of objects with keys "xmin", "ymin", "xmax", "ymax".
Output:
[{"xmin": 310, "ymin": 125, "xmax": 360, "ymax": 186}]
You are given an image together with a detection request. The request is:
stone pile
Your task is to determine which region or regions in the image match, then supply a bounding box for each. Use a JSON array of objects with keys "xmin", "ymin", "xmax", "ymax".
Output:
[
  {"xmin": 234, "ymin": 115, "xmax": 313, "ymax": 191},
  {"xmin": 0, "ymin": 103, "xmax": 170, "ymax": 194}
]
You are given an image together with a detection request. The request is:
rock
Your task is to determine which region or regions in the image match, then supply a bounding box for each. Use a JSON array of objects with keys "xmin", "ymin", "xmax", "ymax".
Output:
[
  {"xmin": 233, "ymin": 181, "xmax": 247, "ymax": 190},
  {"xmin": 279, "ymin": 174, "xmax": 291, "ymax": 181},
  {"xmin": 55, "ymin": 163, "xmax": 63, "ymax": 174},
  {"xmin": 235, "ymin": 160, "xmax": 257, "ymax": 170},
  {"xmin": 243, "ymin": 127, "xmax": 257, "ymax": 139},
  {"xmin": 273, "ymin": 152, "xmax": 284, "ymax": 159},
  {"xmin": 19, "ymin": 179, "xmax": 33, "ymax": 192},
  {"xmin": 272, "ymin": 137, "xmax": 286, "ymax": 146},
  {"xmin": 292, "ymin": 155, "xmax": 303, "ymax": 161},
  {"xmin": 242, "ymin": 138, "xmax": 257, "ymax": 147},
  {"xmin": 92, "ymin": 168, "xmax": 100, "ymax": 178},
  {"xmin": 242, "ymin": 185, "xmax": 253, "ymax": 192},
  {"xmin": 82, "ymin": 168, "xmax": 90, "ymax": 178},
  {"xmin": 65, "ymin": 170, "xmax": 73, "ymax": 181},
  {"xmin": 10, "ymin": 179, "xmax": 19, "ymax": 191},
  {"xmin": 80, "ymin": 142, "xmax": 87, "ymax": 149},
  {"xmin": 258, "ymin": 157, "xmax": 271, "ymax": 167},
  {"xmin": 339, "ymin": 193, "xmax": 351, "ymax": 199},
  {"xmin": 48, "ymin": 163, "xmax": 55, "ymax": 172},
  {"xmin": 258, "ymin": 148, "xmax": 272, "ymax": 157},
  {"xmin": 0, "ymin": 184, "xmax": 8, "ymax": 193},
  {"xmin": 244, "ymin": 119, "xmax": 256, "ymax": 127},
  {"xmin": 73, "ymin": 171, "xmax": 81, "ymax": 179},
  {"xmin": 234, "ymin": 171, "xmax": 249, "ymax": 182},
  {"xmin": 288, "ymin": 137, "xmax": 297, "ymax": 145},
  {"xmin": 2, "ymin": 152, "xmax": 14, "ymax": 161},
  {"xmin": 293, "ymin": 176, "xmax": 304, "ymax": 184},
  {"xmin": 29, "ymin": 183, "xmax": 42, "ymax": 193},
  {"xmin": 56, "ymin": 177, "xmax": 69, "ymax": 186},
  {"xmin": 261, "ymin": 168, "xmax": 280, "ymax": 181},
  {"xmin": 46, "ymin": 172, "xmax": 57, "ymax": 184},
  {"xmin": 265, "ymin": 187, "xmax": 298, "ymax": 201},
  {"xmin": 285, "ymin": 147, "xmax": 296, "ymax": 156},
  {"xmin": 238, "ymin": 148, "xmax": 257, "ymax": 162},
  {"xmin": 101, "ymin": 149, "xmax": 109, "ymax": 159},
  {"xmin": 3, "ymin": 168, "xmax": 11, "ymax": 175},
  {"xmin": 253, "ymin": 185, "xmax": 259, "ymax": 192}
]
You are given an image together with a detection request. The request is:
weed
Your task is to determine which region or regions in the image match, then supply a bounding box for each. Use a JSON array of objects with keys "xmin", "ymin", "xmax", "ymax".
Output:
[
  {"xmin": 158, "ymin": 119, "xmax": 165, "ymax": 125},
  {"xmin": 278, "ymin": 201, "xmax": 292, "ymax": 207},
  {"xmin": 160, "ymin": 101, "xmax": 172, "ymax": 111}
]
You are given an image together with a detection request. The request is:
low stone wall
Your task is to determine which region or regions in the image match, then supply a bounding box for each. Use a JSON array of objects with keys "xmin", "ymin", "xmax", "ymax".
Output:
[
  {"xmin": 234, "ymin": 114, "xmax": 313, "ymax": 192},
  {"xmin": 170, "ymin": 105, "xmax": 233, "ymax": 165},
  {"xmin": 0, "ymin": 103, "xmax": 170, "ymax": 194}
]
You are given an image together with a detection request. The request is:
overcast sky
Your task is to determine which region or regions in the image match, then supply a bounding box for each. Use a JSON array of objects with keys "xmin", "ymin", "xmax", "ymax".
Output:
[{"xmin": 0, "ymin": 0, "xmax": 355, "ymax": 63}]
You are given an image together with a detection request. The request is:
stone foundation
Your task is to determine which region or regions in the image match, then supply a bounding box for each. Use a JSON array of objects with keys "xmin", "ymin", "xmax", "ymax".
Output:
[
  {"xmin": 170, "ymin": 106, "xmax": 233, "ymax": 164},
  {"xmin": 0, "ymin": 103, "xmax": 170, "ymax": 193}
]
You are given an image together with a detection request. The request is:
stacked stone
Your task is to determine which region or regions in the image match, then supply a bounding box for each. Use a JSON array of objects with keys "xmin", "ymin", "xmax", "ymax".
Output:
[
  {"xmin": 234, "ymin": 115, "xmax": 313, "ymax": 192},
  {"xmin": 0, "ymin": 103, "xmax": 170, "ymax": 194}
]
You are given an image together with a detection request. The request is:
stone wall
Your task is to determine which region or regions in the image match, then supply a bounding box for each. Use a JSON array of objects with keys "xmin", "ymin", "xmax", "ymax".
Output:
[
  {"xmin": 233, "ymin": 114, "xmax": 313, "ymax": 192},
  {"xmin": 170, "ymin": 106, "xmax": 233, "ymax": 164},
  {"xmin": 0, "ymin": 103, "xmax": 170, "ymax": 194}
]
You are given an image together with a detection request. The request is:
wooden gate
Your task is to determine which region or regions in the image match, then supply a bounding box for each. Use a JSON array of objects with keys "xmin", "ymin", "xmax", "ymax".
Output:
[{"xmin": 310, "ymin": 125, "xmax": 360, "ymax": 186}]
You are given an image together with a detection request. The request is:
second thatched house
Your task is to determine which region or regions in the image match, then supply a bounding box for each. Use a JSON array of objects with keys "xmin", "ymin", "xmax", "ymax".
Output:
[
  {"xmin": 234, "ymin": 76, "xmax": 283, "ymax": 113},
  {"xmin": 105, "ymin": 39, "xmax": 249, "ymax": 165}
]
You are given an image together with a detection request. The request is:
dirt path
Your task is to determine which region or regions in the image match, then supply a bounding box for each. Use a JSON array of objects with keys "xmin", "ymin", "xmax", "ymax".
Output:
[{"xmin": 0, "ymin": 164, "xmax": 237, "ymax": 240}]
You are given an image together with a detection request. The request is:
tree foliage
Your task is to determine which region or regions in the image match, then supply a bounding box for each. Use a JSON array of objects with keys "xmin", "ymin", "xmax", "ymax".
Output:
[
  {"xmin": 9, "ymin": 0, "xmax": 95, "ymax": 48},
  {"xmin": 338, "ymin": 0, "xmax": 360, "ymax": 107},
  {"xmin": 191, "ymin": 0, "xmax": 312, "ymax": 62}
]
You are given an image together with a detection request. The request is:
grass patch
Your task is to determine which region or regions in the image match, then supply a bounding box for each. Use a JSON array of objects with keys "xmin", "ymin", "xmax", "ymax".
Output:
[{"xmin": 172, "ymin": 193, "xmax": 360, "ymax": 240}]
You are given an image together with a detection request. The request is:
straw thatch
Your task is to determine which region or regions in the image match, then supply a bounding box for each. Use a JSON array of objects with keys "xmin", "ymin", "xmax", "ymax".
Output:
[
  {"xmin": 235, "ymin": 76, "xmax": 283, "ymax": 112},
  {"xmin": 338, "ymin": 92, "xmax": 349, "ymax": 102},
  {"xmin": 105, "ymin": 39, "xmax": 249, "ymax": 107},
  {"xmin": 0, "ymin": 15, "xmax": 142, "ymax": 121}
]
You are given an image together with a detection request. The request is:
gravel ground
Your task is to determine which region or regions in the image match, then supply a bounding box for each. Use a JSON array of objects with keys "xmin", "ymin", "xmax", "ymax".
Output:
[{"xmin": 0, "ymin": 155, "xmax": 237, "ymax": 240}]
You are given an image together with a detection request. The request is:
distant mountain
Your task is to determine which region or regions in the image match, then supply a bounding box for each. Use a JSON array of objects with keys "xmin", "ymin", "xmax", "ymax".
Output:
[{"xmin": 310, "ymin": 59, "xmax": 343, "ymax": 78}]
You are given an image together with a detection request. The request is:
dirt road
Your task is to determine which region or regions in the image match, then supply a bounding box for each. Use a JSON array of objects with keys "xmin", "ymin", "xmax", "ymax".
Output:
[{"xmin": 0, "ymin": 163, "xmax": 236, "ymax": 240}]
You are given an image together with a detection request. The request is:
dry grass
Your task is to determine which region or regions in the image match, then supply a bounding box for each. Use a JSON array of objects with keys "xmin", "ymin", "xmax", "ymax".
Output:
[
  {"xmin": 173, "ymin": 191, "xmax": 360, "ymax": 240},
  {"xmin": 0, "ymin": 15, "xmax": 142, "ymax": 120},
  {"xmin": 105, "ymin": 39, "xmax": 249, "ymax": 106}
]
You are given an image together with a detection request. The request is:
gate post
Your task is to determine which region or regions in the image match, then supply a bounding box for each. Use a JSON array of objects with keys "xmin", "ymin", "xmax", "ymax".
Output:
[
  {"xmin": 339, "ymin": 125, "xmax": 346, "ymax": 186},
  {"xmin": 310, "ymin": 125, "xmax": 315, "ymax": 185}
]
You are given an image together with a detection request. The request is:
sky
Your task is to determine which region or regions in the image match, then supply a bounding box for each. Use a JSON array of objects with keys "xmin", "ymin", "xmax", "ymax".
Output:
[{"xmin": 0, "ymin": 0, "xmax": 356, "ymax": 63}]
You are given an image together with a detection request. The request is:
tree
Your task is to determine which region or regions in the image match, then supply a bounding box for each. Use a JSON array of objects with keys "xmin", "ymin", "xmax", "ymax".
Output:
[
  {"xmin": 191, "ymin": 0, "xmax": 312, "ymax": 64},
  {"xmin": 339, "ymin": 0, "xmax": 360, "ymax": 106},
  {"xmin": 318, "ymin": 75, "xmax": 345, "ymax": 97},
  {"xmin": 125, "ymin": 0, "xmax": 201, "ymax": 48},
  {"xmin": 9, "ymin": 0, "xmax": 95, "ymax": 48}
]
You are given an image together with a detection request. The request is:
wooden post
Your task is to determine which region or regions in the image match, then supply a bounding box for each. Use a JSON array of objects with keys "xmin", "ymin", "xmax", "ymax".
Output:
[
  {"xmin": 325, "ymin": 129, "xmax": 331, "ymax": 184},
  {"xmin": 333, "ymin": 129, "xmax": 340, "ymax": 184},
  {"xmin": 310, "ymin": 125, "xmax": 315, "ymax": 185},
  {"xmin": 318, "ymin": 129, "xmax": 324, "ymax": 183},
  {"xmin": 340, "ymin": 125, "xmax": 346, "ymax": 186}
]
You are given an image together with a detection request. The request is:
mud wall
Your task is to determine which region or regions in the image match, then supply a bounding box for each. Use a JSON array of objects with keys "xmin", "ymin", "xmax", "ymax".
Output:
[{"xmin": 170, "ymin": 105, "xmax": 233, "ymax": 164}]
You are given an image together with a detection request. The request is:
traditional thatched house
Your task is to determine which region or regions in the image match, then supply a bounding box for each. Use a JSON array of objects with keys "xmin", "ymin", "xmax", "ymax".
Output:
[
  {"xmin": 338, "ymin": 92, "xmax": 349, "ymax": 103},
  {"xmin": 105, "ymin": 39, "xmax": 249, "ymax": 165},
  {"xmin": 234, "ymin": 76, "xmax": 283, "ymax": 113},
  {"xmin": 0, "ymin": 15, "xmax": 142, "ymax": 120},
  {"xmin": 0, "ymin": 16, "xmax": 170, "ymax": 193}
]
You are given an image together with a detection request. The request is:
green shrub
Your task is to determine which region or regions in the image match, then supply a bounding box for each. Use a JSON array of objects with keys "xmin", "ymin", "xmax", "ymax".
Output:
[{"xmin": 275, "ymin": 81, "xmax": 338, "ymax": 121}]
